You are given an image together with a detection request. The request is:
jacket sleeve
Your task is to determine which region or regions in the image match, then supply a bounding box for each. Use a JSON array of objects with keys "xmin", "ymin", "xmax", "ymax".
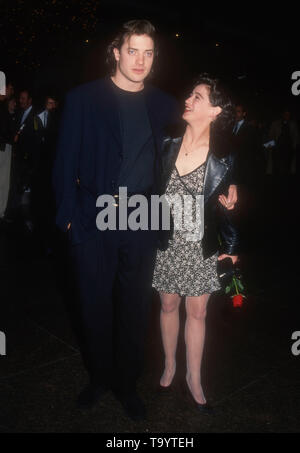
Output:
[
  {"xmin": 52, "ymin": 89, "xmax": 82, "ymax": 232},
  {"xmin": 218, "ymin": 205, "xmax": 240, "ymax": 256},
  {"xmin": 218, "ymin": 153, "xmax": 240, "ymax": 255}
]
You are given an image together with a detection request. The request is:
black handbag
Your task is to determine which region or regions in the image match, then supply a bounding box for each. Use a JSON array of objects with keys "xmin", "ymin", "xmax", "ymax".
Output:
[
  {"xmin": 217, "ymin": 256, "xmax": 243, "ymax": 288},
  {"xmin": 217, "ymin": 256, "xmax": 246, "ymax": 306},
  {"xmin": 217, "ymin": 257, "xmax": 235, "ymax": 289}
]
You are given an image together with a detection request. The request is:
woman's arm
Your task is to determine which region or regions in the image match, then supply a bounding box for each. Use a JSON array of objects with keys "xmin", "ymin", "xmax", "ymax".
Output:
[{"xmin": 218, "ymin": 153, "xmax": 238, "ymax": 210}]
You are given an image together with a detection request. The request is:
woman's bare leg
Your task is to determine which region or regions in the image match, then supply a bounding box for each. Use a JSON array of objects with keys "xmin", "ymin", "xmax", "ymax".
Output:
[
  {"xmin": 185, "ymin": 294, "xmax": 211, "ymax": 403},
  {"xmin": 159, "ymin": 292, "xmax": 182, "ymax": 387}
]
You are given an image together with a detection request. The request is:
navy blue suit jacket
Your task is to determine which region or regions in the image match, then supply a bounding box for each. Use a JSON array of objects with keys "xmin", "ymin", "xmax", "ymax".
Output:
[{"xmin": 53, "ymin": 77, "xmax": 180, "ymax": 245}]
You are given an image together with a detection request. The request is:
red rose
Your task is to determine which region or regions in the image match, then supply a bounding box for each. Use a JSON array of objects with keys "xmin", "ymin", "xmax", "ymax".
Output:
[{"xmin": 233, "ymin": 294, "xmax": 243, "ymax": 307}]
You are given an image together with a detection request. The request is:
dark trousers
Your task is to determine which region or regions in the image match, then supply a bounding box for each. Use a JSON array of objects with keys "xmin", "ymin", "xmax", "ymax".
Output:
[{"xmin": 70, "ymin": 225, "xmax": 157, "ymax": 395}]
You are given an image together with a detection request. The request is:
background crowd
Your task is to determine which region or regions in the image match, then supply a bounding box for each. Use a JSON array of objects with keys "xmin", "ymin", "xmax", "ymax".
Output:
[
  {"xmin": 0, "ymin": 79, "xmax": 298, "ymax": 256},
  {"xmin": 0, "ymin": 82, "xmax": 60, "ymax": 254}
]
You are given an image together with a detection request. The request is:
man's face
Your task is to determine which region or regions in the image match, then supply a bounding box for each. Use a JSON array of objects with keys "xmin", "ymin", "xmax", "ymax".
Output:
[
  {"xmin": 19, "ymin": 92, "xmax": 32, "ymax": 110},
  {"xmin": 46, "ymin": 98, "xmax": 56, "ymax": 111},
  {"xmin": 113, "ymin": 34, "xmax": 154, "ymax": 87},
  {"xmin": 235, "ymin": 105, "xmax": 246, "ymax": 121}
]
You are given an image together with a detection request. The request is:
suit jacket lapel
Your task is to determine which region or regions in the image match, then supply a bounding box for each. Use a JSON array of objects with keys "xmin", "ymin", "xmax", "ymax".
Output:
[
  {"xmin": 236, "ymin": 120, "xmax": 246, "ymax": 136},
  {"xmin": 162, "ymin": 137, "xmax": 182, "ymax": 187}
]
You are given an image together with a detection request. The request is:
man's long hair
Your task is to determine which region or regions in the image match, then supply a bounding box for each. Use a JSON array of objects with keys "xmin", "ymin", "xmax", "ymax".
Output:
[{"xmin": 106, "ymin": 19, "xmax": 157, "ymax": 76}]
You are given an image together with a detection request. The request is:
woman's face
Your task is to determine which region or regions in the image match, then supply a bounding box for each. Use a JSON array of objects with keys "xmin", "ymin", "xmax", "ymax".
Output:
[{"xmin": 182, "ymin": 84, "xmax": 221, "ymax": 124}]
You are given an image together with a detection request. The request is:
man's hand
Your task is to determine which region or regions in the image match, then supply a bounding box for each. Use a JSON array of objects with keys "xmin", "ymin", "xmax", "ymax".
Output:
[
  {"xmin": 67, "ymin": 223, "xmax": 71, "ymax": 230},
  {"xmin": 218, "ymin": 184, "xmax": 237, "ymax": 210},
  {"xmin": 217, "ymin": 254, "xmax": 238, "ymax": 265}
]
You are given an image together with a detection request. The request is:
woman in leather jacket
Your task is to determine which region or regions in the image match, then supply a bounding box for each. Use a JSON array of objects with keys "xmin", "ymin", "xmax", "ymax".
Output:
[{"xmin": 152, "ymin": 74, "xmax": 240, "ymax": 411}]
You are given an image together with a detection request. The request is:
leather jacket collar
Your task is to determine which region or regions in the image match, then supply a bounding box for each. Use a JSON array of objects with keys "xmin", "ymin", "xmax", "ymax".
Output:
[{"xmin": 161, "ymin": 137, "xmax": 232, "ymax": 203}]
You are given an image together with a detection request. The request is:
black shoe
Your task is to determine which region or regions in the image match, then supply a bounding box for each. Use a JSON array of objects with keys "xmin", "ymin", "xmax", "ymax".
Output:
[
  {"xmin": 117, "ymin": 392, "xmax": 147, "ymax": 421},
  {"xmin": 182, "ymin": 380, "xmax": 214, "ymax": 415},
  {"xmin": 77, "ymin": 383, "xmax": 107, "ymax": 409}
]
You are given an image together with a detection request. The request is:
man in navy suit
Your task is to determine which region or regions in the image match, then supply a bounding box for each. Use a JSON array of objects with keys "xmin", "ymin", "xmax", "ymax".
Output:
[
  {"xmin": 53, "ymin": 20, "xmax": 237, "ymax": 420},
  {"xmin": 53, "ymin": 20, "xmax": 181, "ymax": 420}
]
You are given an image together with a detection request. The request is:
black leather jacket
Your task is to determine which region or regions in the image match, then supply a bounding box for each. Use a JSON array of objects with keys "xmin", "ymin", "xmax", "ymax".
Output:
[{"xmin": 158, "ymin": 137, "xmax": 240, "ymax": 260}]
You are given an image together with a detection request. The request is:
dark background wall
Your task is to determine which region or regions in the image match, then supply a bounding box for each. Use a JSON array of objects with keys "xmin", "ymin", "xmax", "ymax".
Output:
[{"xmin": 1, "ymin": 0, "xmax": 299, "ymax": 122}]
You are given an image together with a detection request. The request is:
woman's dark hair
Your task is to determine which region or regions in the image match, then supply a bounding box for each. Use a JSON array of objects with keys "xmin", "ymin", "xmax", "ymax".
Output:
[
  {"xmin": 106, "ymin": 19, "xmax": 157, "ymax": 76},
  {"xmin": 191, "ymin": 73, "xmax": 235, "ymax": 132},
  {"xmin": 190, "ymin": 73, "xmax": 235, "ymax": 156}
]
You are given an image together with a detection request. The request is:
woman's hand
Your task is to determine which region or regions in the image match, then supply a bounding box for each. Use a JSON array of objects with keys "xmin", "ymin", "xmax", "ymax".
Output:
[
  {"xmin": 218, "ymin": 184, "xmax": 238, "ymax": 210},
  {"xmin": 217, "ymin": 254, "xmax": 239, "ymax": 265}
]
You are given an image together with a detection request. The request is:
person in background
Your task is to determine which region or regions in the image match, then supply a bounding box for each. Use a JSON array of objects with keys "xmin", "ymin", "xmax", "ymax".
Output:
[
  {"xmin": 232, "ymin": 103, "xmax": 261, "ymax": 187},
  {"xmin": 14, "ymin": 89, "xmax": 42, "ymax": 232},
  {"xmin": 37, "ymin": 95, "xmax": 58, "ymax": 129},
  {"xmin": 268, "ymin": 108, "xmax": 299, "ymax": 176},
  {"xmin": 0, "ymin": 94, "xmax": 17, "ymax": 220},
  {"xmin": 231, "ymin": 103, "xmax": 263, "ymax": 251},
  {"xmin": 33, "ymin": 95, "xmax": 60, "ymax": 253}
]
